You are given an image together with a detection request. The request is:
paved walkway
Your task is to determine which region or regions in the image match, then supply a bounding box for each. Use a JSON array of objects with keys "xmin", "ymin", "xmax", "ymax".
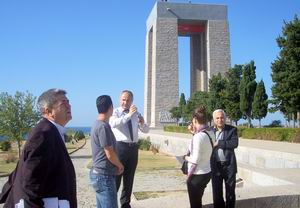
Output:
[{"xmin": 1, "ymin": 129, "xmax": 300, "ymax": 208}]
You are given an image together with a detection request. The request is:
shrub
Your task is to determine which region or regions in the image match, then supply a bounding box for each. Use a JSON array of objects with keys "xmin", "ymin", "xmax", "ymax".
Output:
[
  {"xmin": 138, "ymin": 137, "xmax": 152, "ymax": 151},
  {"xmin": 294, "ymin": 131, "xmax": 300, "ymax": 143},
  {"xmin": 237, "ymin": 127, "xmax": 247, "ymax": 137},
  {"xmin": 0, "ymin": 140, "xmax": 11, "ymax": 151},
  {"xmin": 74, "ymin": 130, "xmax": 85, "ymax": 140},
  {"xmin": 164, "ymin": 125, "xmax": 300, "ymax": 143},
  {"xmin": 64, "ymin": 134, "xmax": 73, "ymax": 143},
  {"xmin": 5, "ymin": 152, "xmax": 17, "ymax": 163},
  {"xmin": 241, "ymin": 128, "xmax": 299, "ymax": 142},
  {"xmin": 264, "ymin": 120, "xmax": 282, "ymax": 127},
  {"xmin": 163, "ymin": 125, "xmax": 190, "ymax": 134}
]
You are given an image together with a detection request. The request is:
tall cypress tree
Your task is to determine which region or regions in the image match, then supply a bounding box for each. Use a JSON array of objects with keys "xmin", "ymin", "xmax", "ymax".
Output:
[
  {"xmin": 252, "ymin": 80, "xmax": 268, "ymax": 127},
  {"xmin": 208, "ymin": 73, "xmax": 226, "ymax": 114},
  {"xmin": 224, "ymin": 65, "xmax": 243, "ymax": 125},
  {"xmin": 240, "ymin": 61, "xmax": 257, "ymax": 127},
  {"xmin": 271, "ymin": 15, "xmax": 300, "ymax": 127},
  {"xmin": 179, "ymin": 93, "xmax": 186, "ymax": 116}
]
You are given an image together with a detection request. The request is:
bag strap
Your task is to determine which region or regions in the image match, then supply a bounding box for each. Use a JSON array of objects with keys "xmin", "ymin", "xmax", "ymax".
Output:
[{"xmin": 203, "ymin": 131, "xmax": 214, "ymax": 148}]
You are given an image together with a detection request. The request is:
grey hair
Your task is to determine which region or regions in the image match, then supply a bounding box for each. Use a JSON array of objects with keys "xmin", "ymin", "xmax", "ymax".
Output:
[
  {"xmin": 213, "ymin": 109, "xmax": 226, "ymax": 120},
  {"xmin": 121, "ymin": 90, "xmax": 134, "ymax": 100},
  {"xmin": 37, "ymin": 89, "xmax": 67, "ymax": 114}
]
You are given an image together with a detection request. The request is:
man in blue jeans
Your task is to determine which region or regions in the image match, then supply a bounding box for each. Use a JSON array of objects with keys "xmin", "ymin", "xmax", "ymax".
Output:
[{"xmin": 90, "ymin": 95, "xmax": 124, "ymax": 208}]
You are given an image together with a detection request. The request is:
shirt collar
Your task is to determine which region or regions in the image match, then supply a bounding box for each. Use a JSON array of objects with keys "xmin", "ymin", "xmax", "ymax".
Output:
[
  {"xmin": 47, "ymin": 119, "xmax": 66, "ymax": 137},
  {"xmin": 196, "ymin": 124, "xmax": 208, "ymax": 133},
  {"xmin": 214, "ymin": 125, "xmax": 224, "ymax": 132}
]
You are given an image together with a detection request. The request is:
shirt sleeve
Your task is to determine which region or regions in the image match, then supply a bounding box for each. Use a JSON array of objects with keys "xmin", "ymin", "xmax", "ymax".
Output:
[
  {"xmin": 98, "ymin": 125, "xmax": 113, "ymax": 147},
  {"xmin": 109, "ymin": 109, "xmax": 131, "ymax": 128}
]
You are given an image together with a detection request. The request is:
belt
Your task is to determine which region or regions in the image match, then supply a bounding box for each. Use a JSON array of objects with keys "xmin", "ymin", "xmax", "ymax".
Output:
[
  {"xmin": 117, "ymin": 141, "xmax": 138, "ymax": 147},
  {"xmin": 218, "ymin": 161, "xmax": 228, "ymax": 166}
]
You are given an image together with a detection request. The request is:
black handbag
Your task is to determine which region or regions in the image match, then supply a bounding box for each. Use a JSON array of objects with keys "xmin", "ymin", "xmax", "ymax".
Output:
[{"xmin": 181, "ymin": 160, "xmax": 188, "ymax": 175}]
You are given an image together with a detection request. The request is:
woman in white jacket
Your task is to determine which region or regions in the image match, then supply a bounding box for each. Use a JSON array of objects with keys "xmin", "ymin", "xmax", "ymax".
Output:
[{"xmin": 184, "ymin": 106, "xmax": 214, "ymax": 208}]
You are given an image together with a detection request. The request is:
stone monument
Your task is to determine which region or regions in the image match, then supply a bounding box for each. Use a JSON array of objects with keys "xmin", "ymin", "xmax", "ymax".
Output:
[{"xmin": 144, "ymin": 1, "xmax": 231, "ymax": 127}]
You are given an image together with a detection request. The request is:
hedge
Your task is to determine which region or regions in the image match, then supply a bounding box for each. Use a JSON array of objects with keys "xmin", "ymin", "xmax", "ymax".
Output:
[
  {"xmin": 241, "ymin": 128, "xmax": 300, "ymax": 143},
  {"xmin": 163, "ymin": 125, "xmax": 300, "ymax": 143},
  {"xmin": 163, "ymin": 126, "xmax": 190, "ymax": 134}
]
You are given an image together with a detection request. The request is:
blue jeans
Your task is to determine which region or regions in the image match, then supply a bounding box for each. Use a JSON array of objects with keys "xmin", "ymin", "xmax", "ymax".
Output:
[{"xmin": 89, "ymin": 169, "xmax": 118, "ymax": 208}]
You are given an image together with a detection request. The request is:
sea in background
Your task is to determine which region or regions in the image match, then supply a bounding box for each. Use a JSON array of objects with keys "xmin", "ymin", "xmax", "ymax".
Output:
[
  {"xmin": 66, "ymin": 127, "xmax": 91, "ymax": 135},
  {"xmin": 0, "ymin": 127, "xmax": 91, "ymax": 141}
]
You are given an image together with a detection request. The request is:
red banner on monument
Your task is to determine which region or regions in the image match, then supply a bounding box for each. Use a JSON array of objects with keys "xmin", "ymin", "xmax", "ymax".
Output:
[{"xmin": 178, "ymin": 24, "xmax": 204, "ymax": 34}]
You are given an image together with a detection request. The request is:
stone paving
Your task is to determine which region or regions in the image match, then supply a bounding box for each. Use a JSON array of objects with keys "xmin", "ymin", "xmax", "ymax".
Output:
[
  {"xmin": 0, "ymin": 141, "xmax": 189, "ymax": 208},
  {"xmin": 2, "ymin": 133, "xmax": 300, "ymax": 208}
]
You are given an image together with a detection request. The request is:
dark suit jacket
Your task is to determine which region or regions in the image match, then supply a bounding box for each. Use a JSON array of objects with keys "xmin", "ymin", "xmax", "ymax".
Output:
[
  {"xmin": 210, "ymin": 124, "xmax": 238, "ymax": 174},
  {"xmin": 0, "ymin": 118, "xmax": 77, "ymax": 208}
]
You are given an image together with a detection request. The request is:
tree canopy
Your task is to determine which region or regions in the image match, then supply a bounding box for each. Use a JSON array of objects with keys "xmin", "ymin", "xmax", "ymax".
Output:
[
  {"xmin": 271, "ymin": 15, "xmax": 300, "ymax": 127},
  {"xmin": 0, "ymin": 91, "xmax": 40, "ymax": 157},
  {"xmin": 252, "ymin": 80, "xmax": 268, "ymax": 127},
  {"xmin": 224, "ymin": 65, "xmax": 243, "ymax": 125},
  {"xmin": 240, "ymin": 61, "xmax": 257, "ymax": 127}
]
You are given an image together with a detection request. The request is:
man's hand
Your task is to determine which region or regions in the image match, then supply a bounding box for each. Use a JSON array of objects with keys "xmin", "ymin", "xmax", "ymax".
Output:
[
  {"xmin": 188, "ymin": 123, "xmax": 195, "ymax": 134},
  {"xmin": 138, "ymin": 115, "xmax": 145, "ymax": 126},
  {"xmin": 117, "ymin": 163, "xmax": 124, "ymax": 175},
  {"xmin": 214, "ymin": 140, "xmax": 218, "ymax": 147},
  {"xmin": 128, "ymin": 105, "xmax": 137, "ymax": 117}
]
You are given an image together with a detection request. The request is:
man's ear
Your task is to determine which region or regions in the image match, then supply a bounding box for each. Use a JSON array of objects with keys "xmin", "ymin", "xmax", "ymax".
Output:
[{"xmin": 44, "ymin": 107, "xmax": 52, "ymax": 115}]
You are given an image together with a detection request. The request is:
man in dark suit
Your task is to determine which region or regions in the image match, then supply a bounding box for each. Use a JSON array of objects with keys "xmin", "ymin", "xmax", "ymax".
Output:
[
  {"xmin": 0, "ymin": 89, "xmax": 77, "ymax": 208},
  {"xmin": 211, "ymin": 109, "xmax": 238, "ymax": 208}
]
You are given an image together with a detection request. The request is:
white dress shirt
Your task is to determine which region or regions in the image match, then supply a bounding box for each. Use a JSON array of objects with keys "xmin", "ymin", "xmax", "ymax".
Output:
[
  {"xmin": 47, "ymin": 119, "xmax": 66, "ymax": 143},
  {"xmin": 109, "ymin": 107, "xmax": 149, "ymax": 143}
]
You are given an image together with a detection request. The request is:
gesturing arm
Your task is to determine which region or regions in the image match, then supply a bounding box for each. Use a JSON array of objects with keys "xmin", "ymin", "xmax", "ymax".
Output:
[{"xmin": 217, "ymin": 127, "xmax": 238, "ymax": 149}]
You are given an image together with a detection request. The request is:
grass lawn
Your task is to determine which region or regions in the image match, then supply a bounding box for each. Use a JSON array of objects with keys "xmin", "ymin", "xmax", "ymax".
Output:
[
  {"xmin": 137, "ymin": 150, "xmax": 178, "ymax": 171},
  {"xmin": 0, "ymin": 161, "xmax": 17, "ymax": 176},
  {"xmin": 0, "ymin": 139, "xmax": 86, "ymax": 176},
  {"xmin": 87, "ymin": 150, "xmax": 178, "ymax": 171}
]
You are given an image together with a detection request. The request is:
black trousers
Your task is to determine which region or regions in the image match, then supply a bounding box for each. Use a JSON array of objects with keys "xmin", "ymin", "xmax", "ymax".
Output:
[
  {"xmin": 116, "ymin": 142, "xmax": 139, "ymax": 208},
  {"xmin": 187, "ymin": 172, "xmax": 211, "ymax": 208},
  {"xmin": 211, "ymin": 162, "xmax": 236, "ymax": 208}
]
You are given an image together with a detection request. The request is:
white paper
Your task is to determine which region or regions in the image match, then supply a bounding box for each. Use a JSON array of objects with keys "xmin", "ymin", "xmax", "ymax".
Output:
[
  {"xmin": 15, "ymin": 197, "xmax": 69, "ymax": 208},
  {"xmin": 59, "ymin": 199, "xmax": 70, "ymax": 208},
  {"xmin": 175, "ymin": 155, "xmax": 185, "ymax": 165},
  {"xmin": 43, "ymin": 197, "xmax": 59, "ymax": 208},
  {"xmin": 15, "ymin": 199, "xmax": 24, "ymax": 208}
]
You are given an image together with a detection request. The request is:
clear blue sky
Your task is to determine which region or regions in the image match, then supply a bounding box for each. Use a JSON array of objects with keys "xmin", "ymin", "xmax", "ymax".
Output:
[{"xmin": 0, "ymin": 0, "xmax": 299, "ymax": 127}]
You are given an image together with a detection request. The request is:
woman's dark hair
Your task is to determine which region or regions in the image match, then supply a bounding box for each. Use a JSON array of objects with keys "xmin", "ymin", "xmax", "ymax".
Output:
[
  {"xmin": 96, "ymin": 95, "xmax": 113, "ymax": 113},
  {"xmin": 192, "ymin": 106, "xmax": 207, "ymax": 124}
]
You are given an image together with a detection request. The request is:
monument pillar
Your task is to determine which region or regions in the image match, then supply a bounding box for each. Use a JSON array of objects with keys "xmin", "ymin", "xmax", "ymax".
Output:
[{"xmin": 145, "ymin": 2, "xmax": 231, "ymax": 127}]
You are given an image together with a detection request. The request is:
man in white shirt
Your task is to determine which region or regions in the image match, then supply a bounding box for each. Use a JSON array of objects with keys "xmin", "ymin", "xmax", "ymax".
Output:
[{"xmin": 110, "ymin": 90, "xmax": 149, "ymax": 208}]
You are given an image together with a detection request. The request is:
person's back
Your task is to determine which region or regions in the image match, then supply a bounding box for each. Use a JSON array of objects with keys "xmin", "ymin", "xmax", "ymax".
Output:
[
  {"xmin": 190, "ymin": 130, "xmax": 214, "ymax": 174},
  {"xmin": 184, "ymin": 106, "xmax": 213, "ymax": 208},
  {"xmin": 89, "ymin": 95, "xmax": 124, "ymax": 208},
  {"xmin": 90, "ymin": 120, "xmax": 117, "ymax": 175}
]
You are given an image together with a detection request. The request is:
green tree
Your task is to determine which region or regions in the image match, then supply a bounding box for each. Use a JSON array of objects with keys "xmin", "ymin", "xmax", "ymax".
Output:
[
  {"xmin": 224, "ymin": 65, "xmax": 243, "ymax": 125},
  {"xmin": 183, "ymin": 91, "xmax": 212, "ymax": 123},
  {"xmin": 179, "ymin": 93, "xmax": 186, "ymax": 116},
  {"xmin": 252, "ymin": 80, "xmax": 268, "ymax": 127},
  {"xmin": 271, "ymin": 15, "xmax": 300, "ymax": 127},
  {"xmin": 169, "ymin": 93, "xmax": 186, "ymax": 125},
  {"xmin": 239, "ymin": 61, "xmax": 257, "ymax": 127},
  {"xmin": 208, "ymin": 73, "xmax": 226, "ymax": 113},
  {"xmin": 0, "ymin": 91, "xmax": 40, "ymax": 157},
  {"xmin": 170, "ymin": 106, "xmax": 181, "ymax": 125}
]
